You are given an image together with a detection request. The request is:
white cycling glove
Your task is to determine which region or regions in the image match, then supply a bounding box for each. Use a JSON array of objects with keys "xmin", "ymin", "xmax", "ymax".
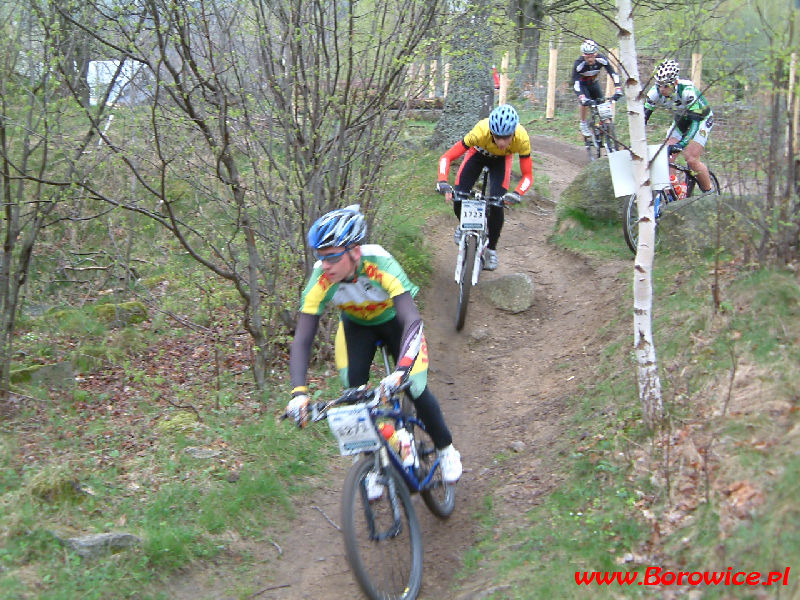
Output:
[
  {"xmin": 377, "ymin": 370, "xmax": 405, "ymax": 400},
  {"xmin": 286, "ymin": 394, "xmax": 310, "ymax": 427}
]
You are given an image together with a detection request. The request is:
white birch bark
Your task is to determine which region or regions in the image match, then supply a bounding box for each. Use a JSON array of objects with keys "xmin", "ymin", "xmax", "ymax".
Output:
[{"xmin": 615, "ymin": 0, "xmax": 663, "ymax": 427}]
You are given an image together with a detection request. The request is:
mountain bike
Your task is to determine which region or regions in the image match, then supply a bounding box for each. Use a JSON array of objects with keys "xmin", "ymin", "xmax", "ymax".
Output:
[
  {"xmin": 622, "ymin": 157, "xmax": 721, "ymax": 254},
  {"xmin": 295, "ymin": 343, "xmax": 455, "ymax": 600},
  {"xmin": 583, "ymin": 96, "xmax": 620, "ymax": 161},
  {"xmin": 438, "ymin": 168, "xmax": 517, "ymax": 331}
]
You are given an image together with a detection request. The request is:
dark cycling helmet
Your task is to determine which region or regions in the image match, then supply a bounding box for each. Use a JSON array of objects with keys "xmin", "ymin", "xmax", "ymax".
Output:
[
  {"xmin": 488, "ymin": 104, "xmax": 519, "ymax": 137},
  {"xmin": 654, "ymin": 59, "xmax": 680, "ymax": 85},
  {"xmin": 580, "ymin": 39, "xmax": 598, "ymax": 54},
  {"xmin": 307, "ymin": 204, "xmax": 367, "ymax": 249}
]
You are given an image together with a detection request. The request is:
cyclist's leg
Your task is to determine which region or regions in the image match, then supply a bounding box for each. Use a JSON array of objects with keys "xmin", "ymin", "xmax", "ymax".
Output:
[
  {"xmin": 336, "ymin": 316, "xmax": 380, "ymax": 387},
  {"xmin": 683, "ymin": 116, "xmax": 713, "ymax": 191},
  {"xmin": 485, "ymin": 156, "xmax": 510, "ymax": 250},
  {"xmin": 577, "ymin": 81, "xmax": 595, "ymax": 136},
  {"xmin": 452, "ymin": 149, "xmax": 485, "ymax": 218},
  {"xmin": 381, "ymin": 318, "xmax": 453, "ymax": 450}
]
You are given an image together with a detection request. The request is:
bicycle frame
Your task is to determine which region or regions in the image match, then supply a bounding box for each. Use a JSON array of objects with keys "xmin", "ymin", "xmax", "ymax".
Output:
[
  {"xmin": 453, "ymin": 192, "xmax": 504, "ymax": 286},
  {"xmin": 585, "ymin": 97, "xmax": 619, "ymax": 159},
  {"xmin": 311, "ymin": 345, "xmax": 443, "ymax": 496}
]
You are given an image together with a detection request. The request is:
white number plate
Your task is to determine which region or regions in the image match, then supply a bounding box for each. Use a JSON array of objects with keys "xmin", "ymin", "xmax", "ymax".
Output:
[
  {"xmin": 327, "ymin": 403, "xmax": 381, "ymax": 456},
  {"xmin": 597, "ymin": 101, "xmax": 614, "ymax": 119},
  {"xmin": 460, "ymin": 199, "xmax": 484, "ymax": 230}
]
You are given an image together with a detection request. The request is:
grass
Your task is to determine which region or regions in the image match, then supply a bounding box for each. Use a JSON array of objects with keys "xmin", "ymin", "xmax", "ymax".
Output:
[
  {"xmin": 3, "ymin": 105, "xmax": 798, "ymax": 599},
  {"xmin": 453, "ymin": 204, "xmax": 800, "ymax": 598}
]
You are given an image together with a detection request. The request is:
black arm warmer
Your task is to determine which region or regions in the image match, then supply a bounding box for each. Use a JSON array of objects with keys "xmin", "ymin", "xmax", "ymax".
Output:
[{"xmin": 289, "ymin": 312, "xmax": 320, "ymax": 388}]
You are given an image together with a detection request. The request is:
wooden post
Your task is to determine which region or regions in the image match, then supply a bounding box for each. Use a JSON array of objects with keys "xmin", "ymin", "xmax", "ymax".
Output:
[
  {"xmin": 443, "ymin": 62, "xmax": 450, "ymax": 98},
  {"xmin": 790, "ymin": 53, "xmax": 798, "ymax": 155},
  {"xmin": 546, "ymin": 45, "xmax": 558, "ymax": 119},
  {"xmin": 499, "ymin": 52, "xmax": 510, "ymax": 105},
  {"xmin": 605, "ymin": 48, "xmax": 619, "ymax": 98},
  {"xmin": 406, "ymin": 62, "xmax": 416, "ymax": 98},
  {"xmin": 691, "ymin": 53, "xmax": 703, "ymax": 89},
  {"xmin": 605, "ymin": 47, "xmax": 619, "ymax": 116},
  {"xmin": 429, "ymin": 60, "xmax": 437, "ymax": 99}
]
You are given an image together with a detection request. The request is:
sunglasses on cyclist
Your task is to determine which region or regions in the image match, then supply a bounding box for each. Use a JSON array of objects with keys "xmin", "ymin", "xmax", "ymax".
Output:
[{"xmin": 314, "ymin": 247, "xmax": 352, "ymax": 264}]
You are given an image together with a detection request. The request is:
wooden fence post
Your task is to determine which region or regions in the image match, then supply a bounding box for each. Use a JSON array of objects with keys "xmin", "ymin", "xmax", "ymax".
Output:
[
  {"xmin": 499, "ymin": 52, "xmax": 510, "ymax": 105},
  {"xmin": 790, "ymin": 53, "xmax": 798, "ymax": 156},
  {"xmin": 605, "ymin": 47, "xmax": 619, "ymax": 116},
  {"xmin": 546, "ymin": 45, "xmax": 558, "ymax": 119},
  {"xmin": 691, "ymin": 53, "xmax": 703, "ymax": 89}
]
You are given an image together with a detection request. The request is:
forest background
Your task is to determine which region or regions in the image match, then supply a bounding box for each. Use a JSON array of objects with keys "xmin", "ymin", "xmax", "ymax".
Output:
[{"xmin": 0, "ymin": 0, "xmax": 799, "ymax": 598}]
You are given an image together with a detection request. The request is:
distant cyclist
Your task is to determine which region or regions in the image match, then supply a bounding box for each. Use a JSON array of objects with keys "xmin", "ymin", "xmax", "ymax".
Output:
[
  {"xmin": 572, "ymin": 39, "xmax": 622, "ymax": 139},
  {"xmin": 286, "ymin": 205, "xmax": 462, "ymax": 483},
  {"xmin": 435, "ymin": 103, "xmax": 532, "ymax": 271},
  {"xmin": 644, "ymin": 59, "xmax": 714, "ymax": 192}
]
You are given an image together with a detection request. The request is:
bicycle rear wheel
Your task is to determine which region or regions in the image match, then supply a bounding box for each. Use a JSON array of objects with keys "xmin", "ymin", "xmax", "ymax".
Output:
[
  {"xmin": 455, "ymin": 235, "xmax": 477, "ymax": 331},
  {"xmin": 623, "ymin": 190, "xmax": 665, "ymax": 254},
  {"xmin": 341, "ymin": 455, "xmax": 423, "ymax": 600},
  {"xmin": 407, "ymin": 420, "xmax": 455, "ymax": 519},
  {"xmin": 685, "ymin": 169, "xmax": 720, "ymax": 197}
]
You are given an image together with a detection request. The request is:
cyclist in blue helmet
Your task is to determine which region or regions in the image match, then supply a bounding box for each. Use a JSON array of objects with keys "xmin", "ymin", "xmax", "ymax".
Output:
[
  {"xmin": 287, "ymin": 205, "xmax": 463, "ymax": 484},
  {"xmin": 436, "ymin": 103, "xmax": 533, "ymax": 271}
]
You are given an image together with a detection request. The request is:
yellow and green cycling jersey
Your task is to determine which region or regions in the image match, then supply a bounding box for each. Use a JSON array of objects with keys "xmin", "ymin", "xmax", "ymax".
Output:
[{"xmin": 299, "ymin": 244, "xmax": 419, "ymax": 325}]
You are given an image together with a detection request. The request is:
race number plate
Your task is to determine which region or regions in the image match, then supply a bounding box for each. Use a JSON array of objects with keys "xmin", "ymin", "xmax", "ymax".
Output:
[
  {"xmin": 597, "ymin": 101, "xmax": 614, "ymax": 120},
  {"xmin": 327, "ymin": 403, "xmax": 381, "ymax": 456},
  {"xmin": 459, "ymin": 199, "xmax": 484, "ymax": 230}
]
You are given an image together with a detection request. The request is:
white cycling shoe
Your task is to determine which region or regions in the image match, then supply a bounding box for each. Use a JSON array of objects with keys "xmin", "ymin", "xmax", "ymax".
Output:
[
  {"xmin": 454, "ymin": 227, "xmax": 462, "ymax": 245},
  {"xmin": 438, "ymin": 444, "xmax": 463, "ymax": 483},
  {"xmin": 365, "ymin": 471, "xmax": 384, "ymax": 501},
  {"xmin": 483, "ymin": 249, "xmax": 498, "ymax": 271},
  {"xmin": 579, "ymin": 120, "xmax": 592, "ymax": 137}
]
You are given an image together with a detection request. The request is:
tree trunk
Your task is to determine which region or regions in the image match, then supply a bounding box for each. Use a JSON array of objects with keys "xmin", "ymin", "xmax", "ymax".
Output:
[
  {"xmin": 431, "ymin": 2, "xmax": 494, "ymax": 150},
  {"xmin": 518, "ymin": 0, "xmax": 545, "ymax": 88},
  {"xmin": 616, "ymin": 0, "xmax": 662, "ymax": 428}
]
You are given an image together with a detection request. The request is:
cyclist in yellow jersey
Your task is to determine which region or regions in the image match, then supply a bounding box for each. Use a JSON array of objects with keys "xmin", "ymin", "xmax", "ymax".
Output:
[
  {"xmin": 436, "ymin": 104, "xmax": 533, "ymax": 270},
  {"xmin": 286, "ymin": 205, "xmax": 462, "ymax": 483}
]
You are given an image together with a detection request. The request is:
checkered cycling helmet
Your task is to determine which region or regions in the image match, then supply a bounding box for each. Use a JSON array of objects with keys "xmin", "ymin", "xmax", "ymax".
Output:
[
  {"xmin": 307, "ymin": 204, "xmax": 366, "ymax": 249},
  {"xmin": 580, "ymin": 39, "xmax": 598, "ymax": 54},
  {"xmin": 654, "ymin": 60, "xmax": 680, "ymax": 85},
  {"xmin": 488, "ymin": 104, "xmax": 519, "ymax": 137}
]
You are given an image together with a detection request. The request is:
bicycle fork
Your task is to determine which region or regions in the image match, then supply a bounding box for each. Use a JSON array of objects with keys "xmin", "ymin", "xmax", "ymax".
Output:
[
  {"xmin": 363, "ymin": 449, "xmax": 404, "ymax": 541},
  {"xmin": 454, "ymin": 232, "xmax": 488, "ymax": 286}
]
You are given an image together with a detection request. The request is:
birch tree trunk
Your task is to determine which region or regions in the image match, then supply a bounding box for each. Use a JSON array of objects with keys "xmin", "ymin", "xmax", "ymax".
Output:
[{"xmin": 615, "ymin": 0, "xmax": 663, "ymax": 428}]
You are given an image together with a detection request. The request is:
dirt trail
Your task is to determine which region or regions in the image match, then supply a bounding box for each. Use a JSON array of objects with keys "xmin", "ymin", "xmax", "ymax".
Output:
[{"xmin": 164, "ymin": 136, "xmax": 630, "ymax": 599}]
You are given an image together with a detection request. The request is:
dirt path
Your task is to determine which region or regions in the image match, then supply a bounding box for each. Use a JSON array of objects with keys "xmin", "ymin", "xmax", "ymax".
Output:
[{"xmin": 164, "ymin": 136, "xmax": 630, "ymax": 599}]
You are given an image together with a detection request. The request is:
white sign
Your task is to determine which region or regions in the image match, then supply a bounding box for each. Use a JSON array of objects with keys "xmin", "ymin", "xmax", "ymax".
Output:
[{"xmin": 608, "ymin": 144, "xmax": 670, "ymax": 198}]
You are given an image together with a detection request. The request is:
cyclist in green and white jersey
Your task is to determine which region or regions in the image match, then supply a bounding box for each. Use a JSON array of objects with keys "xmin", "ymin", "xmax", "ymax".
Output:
[{"xmin": 644, "ymin": 59, "xmax": 714, "ymax": 192}]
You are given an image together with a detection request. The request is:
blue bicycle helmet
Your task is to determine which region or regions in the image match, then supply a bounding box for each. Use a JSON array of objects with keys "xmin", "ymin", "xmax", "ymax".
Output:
[
  {"xmin": 307, "ymin": 204, "xmax": 367, "ymax": 249},
  {"xmin": 488, "ymin": 104, "xmax": 519, "ymax": 137}
]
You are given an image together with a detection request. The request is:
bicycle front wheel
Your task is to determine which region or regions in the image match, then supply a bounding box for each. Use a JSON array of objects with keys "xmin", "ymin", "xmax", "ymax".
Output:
[
  {"xmin": 341, "ymin": 456, "xmax": 423, "ymax": 600},
  {"xmin": 455, "ymin": 235, "xmax": 477, "ymax": 331},
  {"xmin": 603, "ymin": 123, "xmax": 618, "ymax": 153},
  {"xmin": 623, "ymin": 191, "xmax": 657, "ymax": 254}
]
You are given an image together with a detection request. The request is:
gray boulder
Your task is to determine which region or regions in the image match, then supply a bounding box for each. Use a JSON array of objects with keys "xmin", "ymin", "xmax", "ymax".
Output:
[
  {"xmin": 482, "ymin": 273, "xmax": 534, "ymax": 313},
  {"xmin": 58, "ymin": 532, "xmax": 142, "ymax": 558},
  {"xmin": 557, "ymin": 156, "xmax": 620, "ymax": 224},
  {"xmin": 659, "ymin": 193, "xmax": 759, "ymax": 255}
]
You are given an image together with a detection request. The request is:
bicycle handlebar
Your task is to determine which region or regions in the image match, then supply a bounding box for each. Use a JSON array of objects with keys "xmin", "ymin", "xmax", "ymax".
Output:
[
  {"xmin": 440, "ymin": 185, "xmax": 515, "ymax": 207},
  {"xmin": 282, "ymin": 380, "xmax": 414, "ymax": 426}
]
